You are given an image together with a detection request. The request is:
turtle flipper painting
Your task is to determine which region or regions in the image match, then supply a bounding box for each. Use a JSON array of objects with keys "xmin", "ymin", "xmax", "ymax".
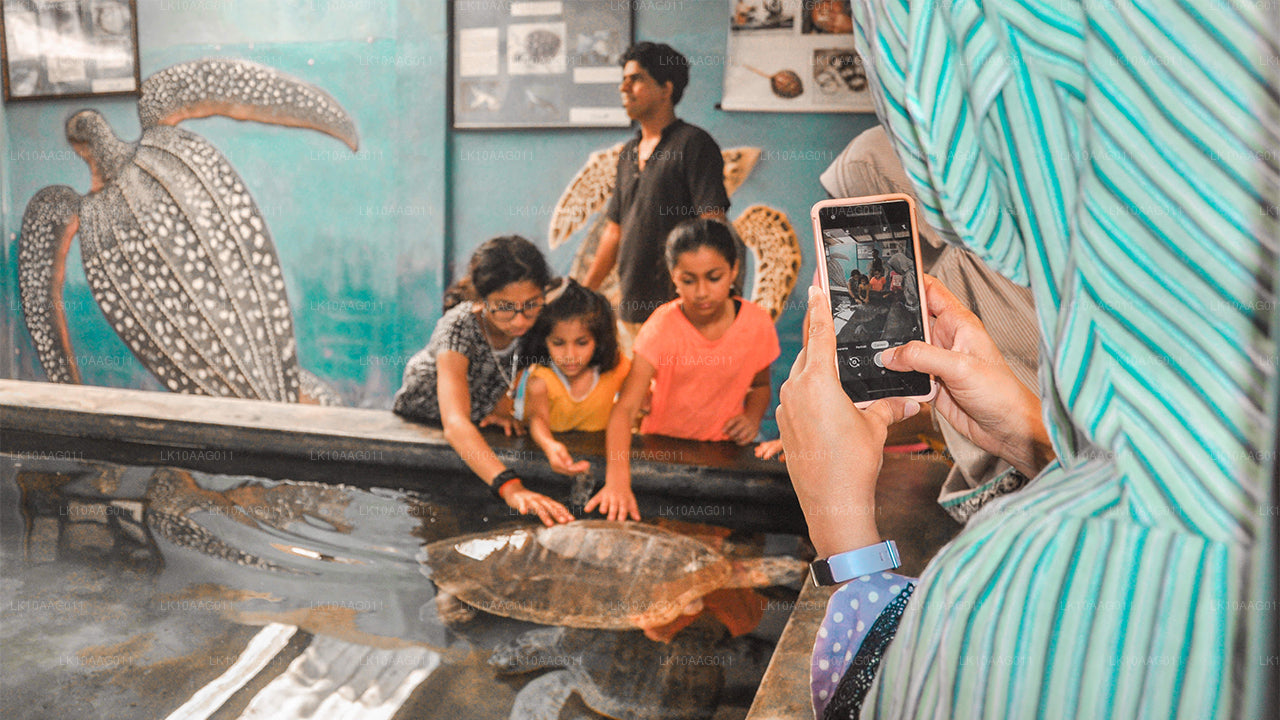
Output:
[{"xmin": 18, "ymin": 58, "xmax": 358, "ymax": 403}]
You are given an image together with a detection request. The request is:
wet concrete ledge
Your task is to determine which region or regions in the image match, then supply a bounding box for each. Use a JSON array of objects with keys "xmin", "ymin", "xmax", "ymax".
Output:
[{"xmin": 0, "ymin": 379, "xmax": 803, "ymax": 532}]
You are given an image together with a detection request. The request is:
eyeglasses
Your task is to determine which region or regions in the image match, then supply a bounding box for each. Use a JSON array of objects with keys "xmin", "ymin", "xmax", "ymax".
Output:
[{"xmin": 483, "ymin": 298, "xmax": 545, "ymax": 321}]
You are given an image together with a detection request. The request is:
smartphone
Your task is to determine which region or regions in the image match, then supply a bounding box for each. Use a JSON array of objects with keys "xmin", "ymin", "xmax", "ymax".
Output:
[{"xmin": 811, "ymin": 193, "xmax": 937, "ymax": 407}]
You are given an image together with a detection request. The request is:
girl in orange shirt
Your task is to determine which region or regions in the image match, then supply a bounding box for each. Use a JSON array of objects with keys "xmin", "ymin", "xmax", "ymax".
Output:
[
  {"xmin": 518, "ymin": 279, "xmax": 630, "ymax": 475},
  {"xmin": 588, "ymin": 219, "xmax": 780, "ymax": 521}
]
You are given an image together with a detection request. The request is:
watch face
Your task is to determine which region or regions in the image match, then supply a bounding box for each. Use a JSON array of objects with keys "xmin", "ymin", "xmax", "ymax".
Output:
[
  {"xmin": 813, "ymin": 541, "xmax": 901, "ymax": 586},
  {"xmin": 810, "ymin": 560, "xmax": 835, "ymax": 587}
]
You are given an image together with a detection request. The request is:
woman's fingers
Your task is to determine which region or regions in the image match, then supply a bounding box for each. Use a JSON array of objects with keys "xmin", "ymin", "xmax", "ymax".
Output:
[
  {"xmin": 862, "ymin": 396, "xmax": 923, "ymax": 429},
  {"xmin": 921, "ymin": 273, "xmax": 967, "ymax": 318},
  {"xmin": 881, "ymin": 340, "xmax": 969, "ymax": 381},
  {"xmin": 802, "ymin": 285, "xmax": 837, "ymax": 373}
]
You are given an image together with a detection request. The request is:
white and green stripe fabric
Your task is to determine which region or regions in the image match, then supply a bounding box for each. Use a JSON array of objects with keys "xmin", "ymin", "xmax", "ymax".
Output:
[{"xmin": 849, "ymin": 0, "xmax": 1276, "ymax": 717}]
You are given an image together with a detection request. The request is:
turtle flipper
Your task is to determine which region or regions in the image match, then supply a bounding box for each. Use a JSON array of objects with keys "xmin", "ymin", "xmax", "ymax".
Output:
[
  {"xmin": 549, "ymin": 142, "xmax": 624, "ymax": 249},
  {"xmin": 723, "ymin": 556, "xmax": 808, "ymax": 588},
  {"xmin": 299, "ymin": 368, "xmax": 343, "ymax": 406},
  {"xmin": 508, "ymin": 670, "xmax": 579, "ymax": 720},
  {"xmin": 490, "ymin": 627, "xmax": 566, "ymax": 675},
  {"xmin": 137, "ymin": 58, "xmax": 359, "ymax": 150},
  {"xmin": 19, "ymin": 186, "xmax": 83, "ymax": 383}
]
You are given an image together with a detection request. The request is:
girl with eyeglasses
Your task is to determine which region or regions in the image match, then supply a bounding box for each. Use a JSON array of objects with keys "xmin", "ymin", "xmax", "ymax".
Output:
[{"xmin": 393, "ymin": 235, "xmax": 573, "ymax": 526}]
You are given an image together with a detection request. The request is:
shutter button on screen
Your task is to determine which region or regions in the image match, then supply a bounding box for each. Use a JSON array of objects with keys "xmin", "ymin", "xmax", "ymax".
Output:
[{"xmin": 873, "ymin": 351, "xmax": 885, "ymax": 368}]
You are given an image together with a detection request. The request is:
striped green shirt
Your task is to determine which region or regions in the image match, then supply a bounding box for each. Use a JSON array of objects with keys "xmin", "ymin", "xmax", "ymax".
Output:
[{"xmin": 848, "ymin": 1, "xmax": 1277, "ymax": 717}]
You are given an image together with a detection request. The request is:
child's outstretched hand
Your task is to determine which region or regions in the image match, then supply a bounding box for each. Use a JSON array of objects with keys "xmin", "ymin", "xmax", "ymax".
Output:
[
  {"xmin": 722, "ymin": 414, "xmax": 761, "ymax": 445},
  {"xmin": 584, "ymin": 482, "xmax": 640, "ymax": 522},
  {"xmin": 755, "ymin": 438, "xmax": 785, "ymax": 461},
  {"xmin": 544, "ymin": 440, "xmax": 590, "ymax": 475}
]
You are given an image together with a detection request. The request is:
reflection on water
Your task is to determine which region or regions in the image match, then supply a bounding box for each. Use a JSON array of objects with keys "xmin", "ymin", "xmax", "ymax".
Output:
[{"xmin": 0, "ymin": 454, "xmax": 794, "ymax": 719}]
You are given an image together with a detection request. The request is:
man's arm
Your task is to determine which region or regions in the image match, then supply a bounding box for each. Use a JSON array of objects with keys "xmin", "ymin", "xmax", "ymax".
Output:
[{"xmin": 583, "ymin": 220, "xmax": 622, "ymax": 290}]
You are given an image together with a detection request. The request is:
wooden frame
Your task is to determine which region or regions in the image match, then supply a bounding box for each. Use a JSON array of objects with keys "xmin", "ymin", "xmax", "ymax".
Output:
[
  {"xmin": 450, "ymin": 0, "xmax": 633, "ymax": 129},
  {"xmin": 2, "ymin": 0, "xmax": 141, "ymax": 101}
]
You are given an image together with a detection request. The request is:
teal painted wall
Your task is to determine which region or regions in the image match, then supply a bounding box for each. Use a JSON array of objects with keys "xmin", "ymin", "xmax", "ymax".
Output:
[
  {"xmin": 2, "ymin": 0, "xmax": 876, "ymax": 432},
  {"xmin": 1, "ymin": 97, "xmax": 13, "ymax": 380}
]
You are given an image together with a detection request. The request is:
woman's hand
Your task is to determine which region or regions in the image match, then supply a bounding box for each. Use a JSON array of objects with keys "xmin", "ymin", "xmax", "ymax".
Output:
[
  {"xmin": 722, "ymin": 413, "xmax": 761, "ymax": 445},
  {"xmin": 501, "ymin": 483, "xmax": 575, "ymax": 526},
  {"xmin": 584, "ymin": 481, "xmax": 641, "ymax": 522},
  {"xmin": 777, "ymin": 286, "xmax": 921, "ymax": 558},
  {"xmin": 544, "ymin": 440, "xmax": 590, "ymax": 475},
  {"xmin": 881, "ymin": 274, "xmax": 1054, "ymax": 478}
]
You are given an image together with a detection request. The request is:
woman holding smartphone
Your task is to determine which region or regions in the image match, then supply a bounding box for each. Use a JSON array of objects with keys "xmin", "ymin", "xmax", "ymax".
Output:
[{"xmin": 785, "ymin": 0, "xmax": 1273, "ymax": 717}]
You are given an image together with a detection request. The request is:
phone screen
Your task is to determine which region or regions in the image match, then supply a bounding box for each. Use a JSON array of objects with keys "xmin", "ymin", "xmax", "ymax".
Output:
[{"xmin": 817, "ymin": 199, "xmax": 932, "ymax": 403}]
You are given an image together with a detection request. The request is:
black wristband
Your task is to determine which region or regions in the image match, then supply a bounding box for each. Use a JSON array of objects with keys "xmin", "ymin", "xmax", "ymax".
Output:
[{"xmin": 489, "ymin": 469, "xmax": 518, "ymax": 498}]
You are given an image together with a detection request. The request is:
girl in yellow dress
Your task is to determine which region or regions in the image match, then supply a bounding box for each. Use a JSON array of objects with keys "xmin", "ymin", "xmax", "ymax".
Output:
[{"xmin": 517, "ymin": 280, "xmax": 629, "ymax": 475}]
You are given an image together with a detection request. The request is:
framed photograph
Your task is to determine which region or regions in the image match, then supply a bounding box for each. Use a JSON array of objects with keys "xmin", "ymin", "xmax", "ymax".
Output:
[
  {"xmin": 451, "ymin": 0, "xmax": 633, "ymax": 129},
  {"xmin": 2, "ymin": 0, "xmax": 141, "ymax": 101}
]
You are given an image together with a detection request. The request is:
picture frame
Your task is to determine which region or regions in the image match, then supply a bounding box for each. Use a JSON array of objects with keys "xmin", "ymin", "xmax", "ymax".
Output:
[
  {"xmin": 450, "ymin": 0, "xmax": 633, "ymax": 129},
  {"xmin": 1, "ymin": 0, "xmax": 141, "ymax": 102}
]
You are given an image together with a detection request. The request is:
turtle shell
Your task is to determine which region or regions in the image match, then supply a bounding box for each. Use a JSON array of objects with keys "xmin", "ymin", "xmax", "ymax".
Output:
[{"xmin": 420, "ymin": 521, "xmax": 733, "ymax": 630}]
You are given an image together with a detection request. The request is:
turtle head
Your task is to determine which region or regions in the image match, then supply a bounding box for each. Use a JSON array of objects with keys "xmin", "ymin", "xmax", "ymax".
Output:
[{"xmin": 65, "ymin": 110, "xmax": 132, "ymax": 192}]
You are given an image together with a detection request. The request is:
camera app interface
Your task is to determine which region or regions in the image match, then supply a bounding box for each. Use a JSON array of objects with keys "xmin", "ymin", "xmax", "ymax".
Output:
[{"xmin": 819, "ymin": 200, "xmax": 931, "ymax": 402}]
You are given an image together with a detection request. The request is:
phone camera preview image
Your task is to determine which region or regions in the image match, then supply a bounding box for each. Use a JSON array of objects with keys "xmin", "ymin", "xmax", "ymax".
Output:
[{"xmin": 818, "ymin": 199, "xmax": 932, "ymax": 403}]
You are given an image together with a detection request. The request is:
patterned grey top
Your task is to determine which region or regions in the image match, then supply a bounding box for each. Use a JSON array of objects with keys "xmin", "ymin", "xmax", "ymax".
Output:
[{"xmin": 392, "ymin": 301, "xmax": 516, "ymax": 424}]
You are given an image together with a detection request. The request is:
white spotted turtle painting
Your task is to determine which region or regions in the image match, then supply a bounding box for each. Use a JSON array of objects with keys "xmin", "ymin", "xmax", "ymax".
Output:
[{"xmin": 18, "ymin": 58, "xmax": 357, "ymax": 404}]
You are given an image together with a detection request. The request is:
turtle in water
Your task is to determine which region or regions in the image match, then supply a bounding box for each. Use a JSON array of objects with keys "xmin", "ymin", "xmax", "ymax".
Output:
[
  {"xmin": 18, "ymin": 58, "xmax": 357, "ymax": 403},
  {"xmin": 419, "ymin": 520, "xmax": 805, "ymax": 632},
  {"xmin": 490, "ymin": 621, "xmax": 727, "ymax": 720}
]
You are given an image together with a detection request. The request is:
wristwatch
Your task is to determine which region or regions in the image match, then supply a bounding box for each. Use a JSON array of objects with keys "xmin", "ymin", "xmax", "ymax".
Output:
[{"xmin": 809, "ymin": 540, "xmax": 900, "ymax": 586}]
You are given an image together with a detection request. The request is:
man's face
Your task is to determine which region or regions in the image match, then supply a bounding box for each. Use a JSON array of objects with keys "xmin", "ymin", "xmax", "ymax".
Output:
[{"xmin": 619, "ymin": 60, "xmax": 672, "ymax": 120}]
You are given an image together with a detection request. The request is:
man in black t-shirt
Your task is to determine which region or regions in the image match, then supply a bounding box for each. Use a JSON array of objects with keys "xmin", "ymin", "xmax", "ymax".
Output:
[{"xmin": 583, "ymin": 42, "xmax": 731, "ymax": 343}]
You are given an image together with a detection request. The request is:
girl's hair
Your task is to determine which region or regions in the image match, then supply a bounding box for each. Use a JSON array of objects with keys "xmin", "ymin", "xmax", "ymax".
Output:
[
  {"xmin": 523, "ymin": 279, "xmax": 620, "ymax": 373},
  {"xmin": 664, "ymin": 217, "xmax": 738, "ymax": 270},
  {"xmin": 442, "ymin": 235, "xmax": 552, "ymax": 310}
]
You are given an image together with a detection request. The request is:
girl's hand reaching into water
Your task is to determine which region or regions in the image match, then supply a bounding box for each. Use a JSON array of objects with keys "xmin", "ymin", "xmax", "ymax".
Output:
[
  {"xmin": 544, "ymin": 440, "xmax": 590, "ymax": 475},
  {"xmin": 584, "ymin": 482, "xmax": 641, "ymax": 522}
]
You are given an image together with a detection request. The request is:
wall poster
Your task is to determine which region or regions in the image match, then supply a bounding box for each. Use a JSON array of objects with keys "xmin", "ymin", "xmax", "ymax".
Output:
[
  {"xmin": 722, "ymin": 0, "xmax": 874, "ymax": 113},
  {"xmin": 1, "ymin": 0, "xmax": 140, "ymax": 101},
  {"xmin": 451, "ymin": 0, "xmax": 633, "ymax": 129}
]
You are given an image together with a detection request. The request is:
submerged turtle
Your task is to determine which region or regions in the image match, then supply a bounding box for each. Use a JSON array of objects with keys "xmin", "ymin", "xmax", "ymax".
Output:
[
  {"xmin": 491, "ymin": 622, "xmax": 727, "ymax": 720},
  {"xmin": 18, "ymin": 58, "xmax": 357, "ymax": 403},
  {"xmin": 419, "ymin": 520, "xmax": 804, "ymax": 632}
]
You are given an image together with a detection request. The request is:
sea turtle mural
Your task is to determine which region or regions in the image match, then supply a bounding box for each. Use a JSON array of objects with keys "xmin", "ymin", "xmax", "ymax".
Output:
[
  {"xmin": 548, "ymin": 144, "xmax": 802, "ymax": 322},
  {"xmin": 18, "ymin": 58, "xmax": 357, "ymax": 404},
  {"xmin": 418, "ymin": 520, "xmax": 805, "ymax": 632}
]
